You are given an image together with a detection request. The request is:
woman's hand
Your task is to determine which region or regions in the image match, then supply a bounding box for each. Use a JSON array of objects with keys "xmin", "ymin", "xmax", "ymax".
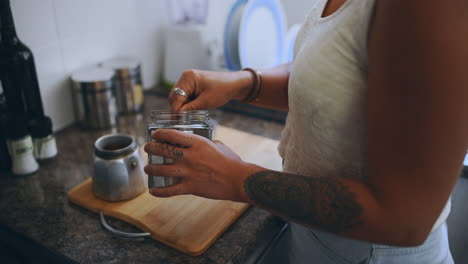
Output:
[
  {"xmin": 144, "ymin": 129, "xmax": 263, "ymax": 202},
  {"xmin": 169, "ymin": 69, "xmax": 253, "ymax": 112}
]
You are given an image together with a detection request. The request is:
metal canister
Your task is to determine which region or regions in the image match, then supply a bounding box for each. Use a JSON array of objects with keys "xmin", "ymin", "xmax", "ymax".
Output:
[
  {"xmin": 101, "ymin": 57, "xmax": 144, "ymax": 114},
  {"xmin": 70, "ymin": 66, "xmax": 117, "ymax": 129},
  {"xmin": 147, "ymin": 110, "xmax": 212, "ymax": 188}
]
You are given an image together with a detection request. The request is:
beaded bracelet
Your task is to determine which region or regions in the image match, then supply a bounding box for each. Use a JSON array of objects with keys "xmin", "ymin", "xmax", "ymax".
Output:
[{"xmin": 241, "ymin": 67, "xmax": 262, "ymax": 103}]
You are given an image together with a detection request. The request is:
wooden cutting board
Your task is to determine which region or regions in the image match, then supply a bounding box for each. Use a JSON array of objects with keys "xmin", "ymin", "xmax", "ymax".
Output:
[{"xmin": 67, "ymin": 125, "xmax": 282, "ymax": 256}]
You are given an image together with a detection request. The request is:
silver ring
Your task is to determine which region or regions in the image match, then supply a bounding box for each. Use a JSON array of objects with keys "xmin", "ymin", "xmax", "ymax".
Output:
[{"xmin": 172, "ymin": 87, "xmax": 188, "ymax": 97}]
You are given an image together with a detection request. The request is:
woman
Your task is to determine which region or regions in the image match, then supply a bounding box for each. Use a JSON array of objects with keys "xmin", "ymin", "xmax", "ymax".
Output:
[{"xmin": 144, "ymin": 0, "xmax": 467, "ymax": 263}]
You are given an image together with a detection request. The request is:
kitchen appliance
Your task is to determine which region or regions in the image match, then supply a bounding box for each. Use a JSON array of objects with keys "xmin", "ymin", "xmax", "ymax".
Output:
[
  {"xmin": 147, "ymin": 110, "xmax": 212, "ymax": 188},
  {"xmin": 101, "ymin": 57, "xmax": 144, "ymax": 114},
  {"xmin": 68, "ymin": 125, "xmax": 282, "ymax": 256},
  {"xmin": 224, "ymin": 0, "xmax": 287, "ymax": 70},
  {"xmin": 70, "ymin": 66, "xmax": 117, "ymax": 129},
  {"xmin": 93, "ymin": 133, "xmax": 146, "ymax": 202},
  {"xmin": 163, "ymin": 0, "xmax": 216, "ymax": 84},
  {"xmin": 163, "ymin": 25, "xmax": 213, "ymax": 84}
]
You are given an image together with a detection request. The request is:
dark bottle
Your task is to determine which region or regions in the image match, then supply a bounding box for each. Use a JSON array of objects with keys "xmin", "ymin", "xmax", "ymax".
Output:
[
  {"xmin": 0, "ymin": 81, "xmax": 11, "ymax": 172},
  {"xmin": 0, "ymin": 0, "xmax": 45, "ymax": 121}
]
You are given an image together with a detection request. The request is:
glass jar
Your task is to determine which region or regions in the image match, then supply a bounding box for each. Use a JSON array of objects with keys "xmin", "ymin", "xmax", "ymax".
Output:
[{"xmin": 147, "ymin": 110, "xmax": 212, "ymax": 188}]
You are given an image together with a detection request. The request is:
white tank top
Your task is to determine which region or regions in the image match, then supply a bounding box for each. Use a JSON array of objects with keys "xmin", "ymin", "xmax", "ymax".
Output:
[{"xmin": 278, "ymin": 0, "xmax": 450, "ymax": 231}]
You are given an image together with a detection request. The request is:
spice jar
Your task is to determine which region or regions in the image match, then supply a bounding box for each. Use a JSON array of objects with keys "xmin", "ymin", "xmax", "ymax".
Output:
[
  {"xmin": 5, "ymin": 114, "xmax": 39, "ymax": 175},
  {"xmin": 147, "ymin": 110, "xmax": 212, "ymax": 188},
  {"xmin": 29, "ymin": 116, "xmax": 58, "ymax": 161}
]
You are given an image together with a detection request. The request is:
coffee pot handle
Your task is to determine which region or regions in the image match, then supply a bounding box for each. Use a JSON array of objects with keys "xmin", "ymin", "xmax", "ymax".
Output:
[{"xmin": 100, "ymin": 211, "xmax": 151, "ymax": 239}]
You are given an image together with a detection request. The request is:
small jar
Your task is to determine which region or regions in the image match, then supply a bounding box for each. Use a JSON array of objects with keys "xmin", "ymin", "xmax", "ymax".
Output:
[
  {"xmin": 5, "ymin": 114, "xmax": 39, "ymax": 175},
  {"xmin": 29, "ymin": 116, "xmax": 58, "ymax": 161},
  {"xmin": 147, "ymin": 110, "xmax": 212, "ymax": 188}
]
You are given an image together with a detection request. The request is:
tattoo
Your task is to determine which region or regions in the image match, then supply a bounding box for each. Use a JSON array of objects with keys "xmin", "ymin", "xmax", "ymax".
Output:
[
  {"xmin": 244, "ymin": 171, "xmax": 363, "ymax": 233},
  {"xmin": 158, "ymin": 142, "xmax": 184, "ymax": 159}
]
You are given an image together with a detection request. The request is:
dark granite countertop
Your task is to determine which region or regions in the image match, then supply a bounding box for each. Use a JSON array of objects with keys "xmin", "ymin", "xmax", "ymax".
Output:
[{"xmin": 0, "ymin": 94, "xmax": 286, "ymax": 264}]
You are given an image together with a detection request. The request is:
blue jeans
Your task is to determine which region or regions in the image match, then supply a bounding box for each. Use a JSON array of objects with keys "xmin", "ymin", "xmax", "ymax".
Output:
[{"xmin": 278, "ymin": 222, "xmax": 454, "ymax": 264}]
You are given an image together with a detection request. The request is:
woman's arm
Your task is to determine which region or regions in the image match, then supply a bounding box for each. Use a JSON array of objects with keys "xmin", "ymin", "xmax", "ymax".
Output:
[
  {"xmin": 238, "ymin": 63, "xmax": 291, "ymax": 110},
  {"xmin": 243, "ymin": 0, "xmax": 468, "ymax": 246},
  {"xmin": 170, "ymin": 63, "xmax": 290, "ymax": 112}
]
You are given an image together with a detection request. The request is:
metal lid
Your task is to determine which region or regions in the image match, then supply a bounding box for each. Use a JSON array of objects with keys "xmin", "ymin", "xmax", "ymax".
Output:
[
  {"xmin": 71, "ymin": 66, "xmax": 115, "ymax": 83},
  {"xmin": 149, "ymin": 110, "xmax": 211, "ymax": 127},
  {"xmin": 28, "ymin": 116, "xmax": 53, "ymax": 138}
]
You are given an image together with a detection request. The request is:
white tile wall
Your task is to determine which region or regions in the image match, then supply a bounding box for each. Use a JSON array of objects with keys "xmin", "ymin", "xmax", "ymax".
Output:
[{"xmin": 10, "ymin": 0, "xmax": 167, "ymax": 131}]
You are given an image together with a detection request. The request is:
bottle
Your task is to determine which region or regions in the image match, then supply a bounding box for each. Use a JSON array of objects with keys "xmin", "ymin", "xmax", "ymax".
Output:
[
  {"xmin": 0, "ymin": 0, "xmax": 45, "ymax": 121},
  {"xmin": 29, "ymin": 116, "xmax": 57, "ymax": 161},
  {"xmin": 5, "ymin": 114, "xmax": 39, "ymax": 175},
  {"xmin": 0, "ymin": 0, "xmax": 58, "ymax": 164},
  {"xmin": 0, "ymin": 81, "xmax": 11, "ymax": 172},
  {"xmin": 147, "ymin": 110, "xmax": 212, "ymax": 188}
]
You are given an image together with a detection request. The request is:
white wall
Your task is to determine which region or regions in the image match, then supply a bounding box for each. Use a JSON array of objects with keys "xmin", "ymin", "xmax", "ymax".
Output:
[
  {"xmin": 10, "ymin": 0, "xmax": 168, "ymax": 131},
  {"xmin": 9, "ymin": 0, "xmax": 314, "ymax": 131}
]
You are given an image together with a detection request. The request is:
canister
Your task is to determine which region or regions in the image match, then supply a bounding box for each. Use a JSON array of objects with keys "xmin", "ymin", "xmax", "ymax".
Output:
[
  {"xmin": 147, "ymin": 110, "xmax": 212, "ymax": 188},
  {"xmin": 101, "ymin": 57, "xmax": 144, "ymax": 114},
  {"xmin": 70, "ymin": 66, "xmax": 117, "ymax": 129}
]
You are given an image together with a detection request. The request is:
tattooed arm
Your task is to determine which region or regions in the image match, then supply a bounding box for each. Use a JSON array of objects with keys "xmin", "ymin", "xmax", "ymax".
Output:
[
  {"xmin": 243, "ymin": 0, "xmax": 468, "ymax": 246},
  {"xmin": 242, "ymin": 170, "xmax": 396, "ymax": 244},
  {"xmin": 242, "ymin": 165, "xmax": 449, "ymax": 247},
  {"xmin": 244, "ymin": 172, "xmax": 363, "ymax": 234}
]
